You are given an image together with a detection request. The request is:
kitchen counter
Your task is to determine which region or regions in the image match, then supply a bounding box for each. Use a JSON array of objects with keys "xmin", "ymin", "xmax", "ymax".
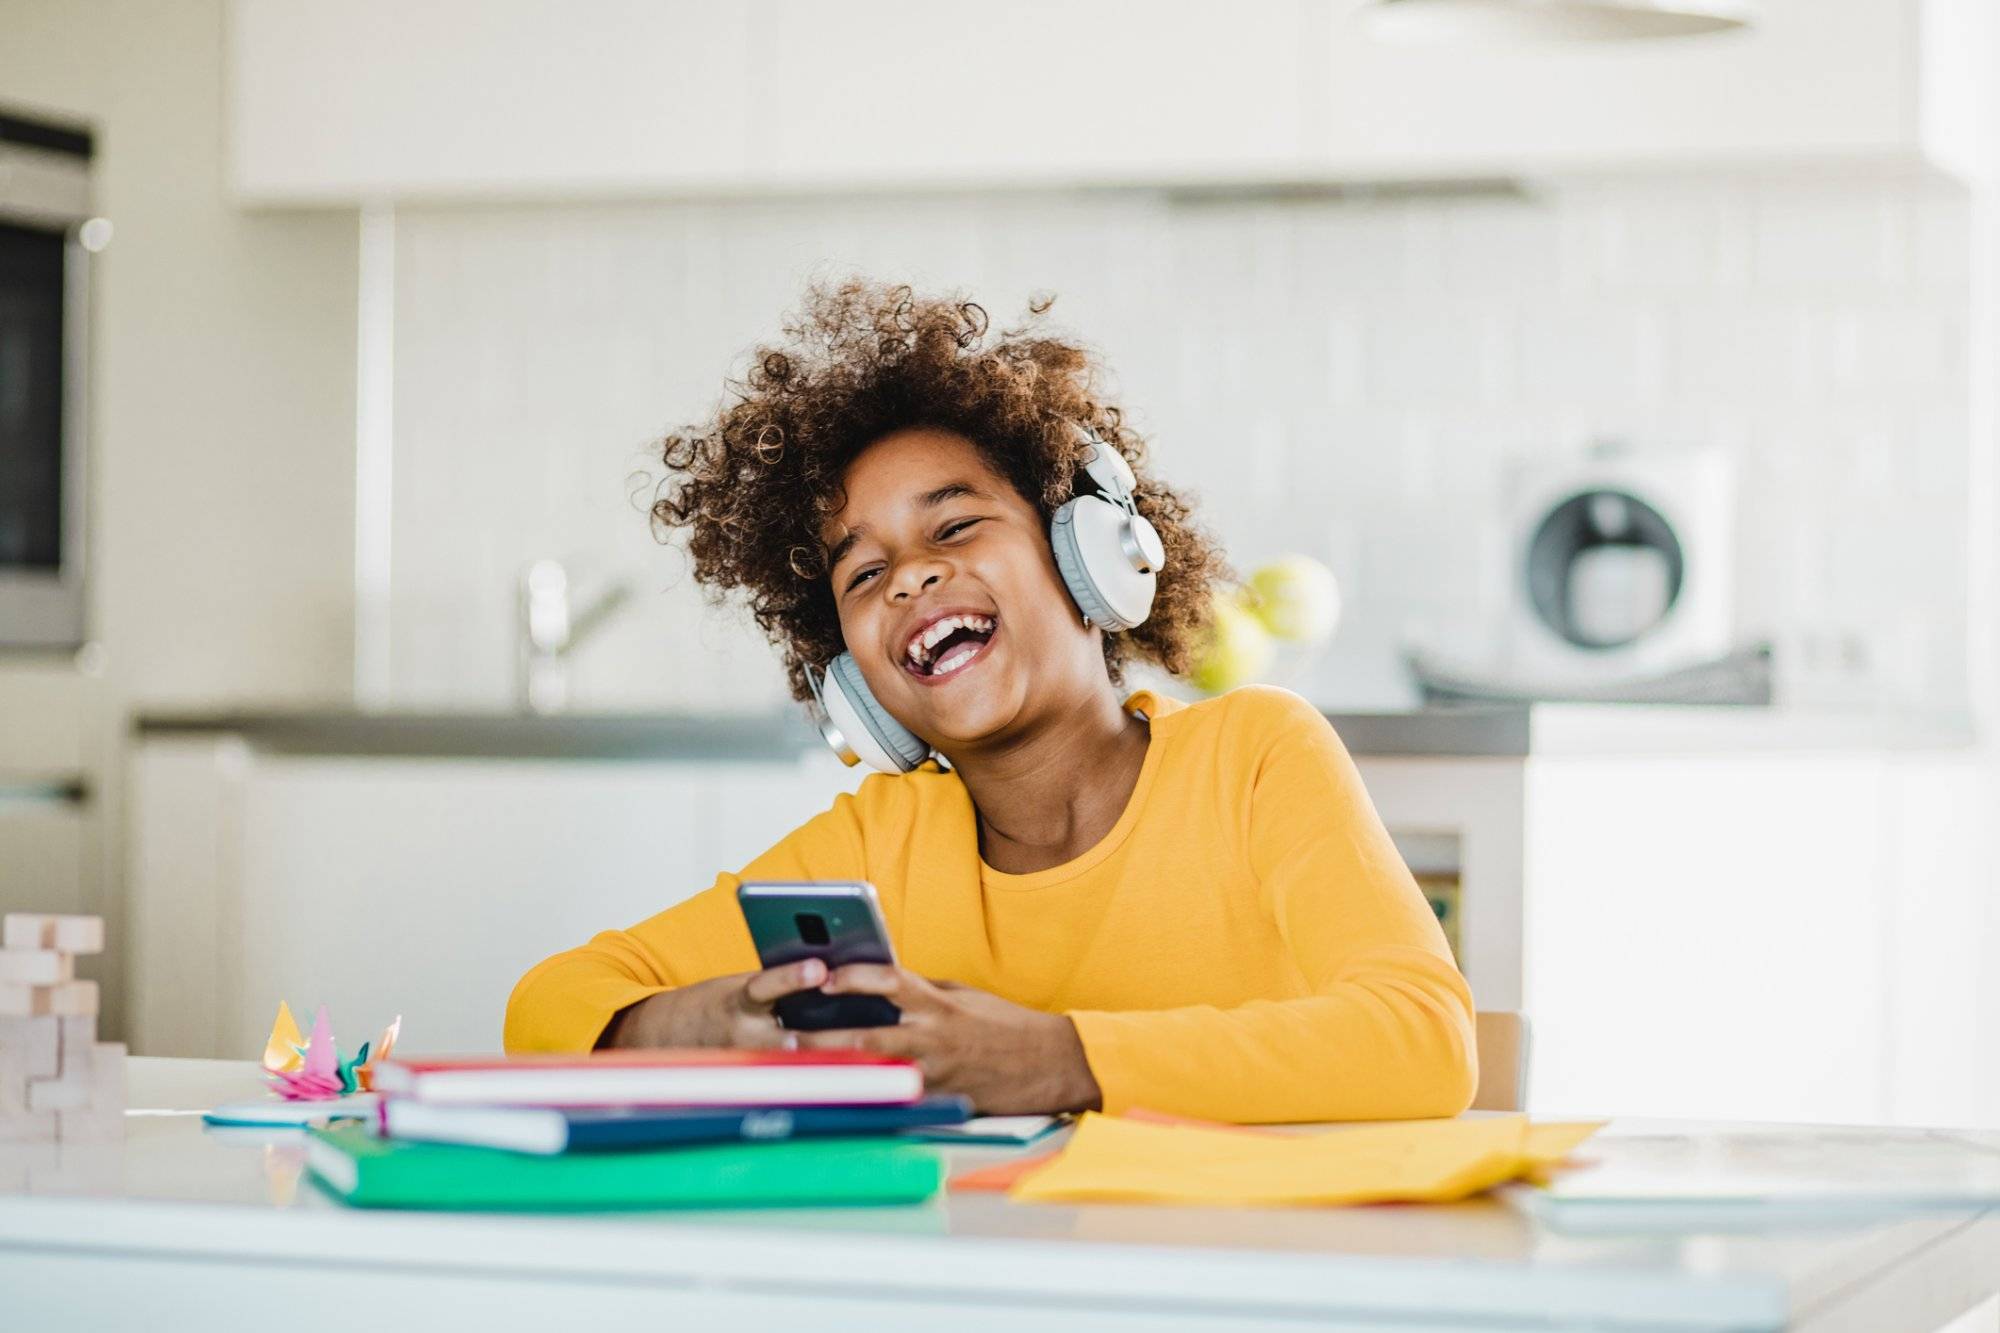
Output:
[
  {"xmin": 131, "ymin": 702, "xmax": 1976, "ymax": 761},
  {"xmin": 4, "ymin": 1058, "xmax": 2000, "ymax": 1332},
  {"xmin": 124, "ymin": 696, "xmax": 1987, "ymax": 1083}
]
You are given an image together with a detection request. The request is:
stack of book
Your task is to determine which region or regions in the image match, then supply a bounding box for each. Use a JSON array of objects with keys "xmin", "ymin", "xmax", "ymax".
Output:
[{"xmin": 306, "ymin": 1049, "xmax": 970, "ymax": 1210}]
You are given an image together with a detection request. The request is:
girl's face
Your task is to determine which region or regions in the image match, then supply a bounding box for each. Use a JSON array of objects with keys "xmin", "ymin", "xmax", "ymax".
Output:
[{"xmin": 821, "ymin": 427, "xmax": 1106, "ymax": 753}]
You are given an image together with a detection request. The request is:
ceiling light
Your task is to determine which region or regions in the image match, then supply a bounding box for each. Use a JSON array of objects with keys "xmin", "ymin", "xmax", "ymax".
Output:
[{"xmin": 1365, "ymin": 0, "xmax": 1756, "ymax": 43}]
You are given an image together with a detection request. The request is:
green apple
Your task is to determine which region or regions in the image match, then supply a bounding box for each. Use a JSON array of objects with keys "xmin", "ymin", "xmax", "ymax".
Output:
[
  {"xmin": 1189, "ymin": 593, "xmax": 1276, "ymax": 694},
  {"xmin": 1247, "ymin": 556, "xmax": 1341, "ymax": 644}
]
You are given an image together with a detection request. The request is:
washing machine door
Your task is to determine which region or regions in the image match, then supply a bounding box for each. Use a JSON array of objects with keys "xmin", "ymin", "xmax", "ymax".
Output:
[{"xmin": 1526, "ymin": 489, "xmax": 1684, "ymax": 650}]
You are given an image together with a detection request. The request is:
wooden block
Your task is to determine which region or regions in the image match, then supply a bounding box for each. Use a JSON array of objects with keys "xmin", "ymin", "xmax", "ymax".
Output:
[
  {"xmin": 0, "ymin": 1015, "xmax": 60, "ymax": 1080},
  {"xmin": 0, "ymin": 950, "xmax": 73, "ymax": 986},
  {"xmin": 56, "ymin": 1103, "xmax": 124, "ymax": 1143},
  {"xmin": 49, "ymin": 916, "xmax": 103, "ymax": 956},
  {"xmin": 52, "ymin": 980, "xmax": 96, "ymax": 1016},
  {"xmin": 0, "ymin": 1047, "xmax": 26, "ymax": 1113},
  {"xmin": 26, "ymin": 1076, "xmax": 91, "ymax": 1111},
  {"xmin": 0, "ymin": 1109, "xmax": 58, "ymax": 1143},
  {"xmin": 0, "ymin": 984, "xmax": 47, "ymax": 1017},
  {"xmin": 56, "ymin": 1015, "xmax": 95, "ymax": 1074},
  {"xmin": 62, "ymin": 1043, "xmax": 127, "ymax": 1140},
  {"xmin": 51, "ymin": 1023, "xmax": 102, "ymax": 1086},
  {"xmin": 0, "ymin": 980, "xmax": 95, "ymax": 1019},
  {"xmin": 88, "ymin": 1041, "xmax": 125, "ymax": 1106},
  {"xmin": 1, "ymin": 915, "xmax": 56, "ymax": 951}
]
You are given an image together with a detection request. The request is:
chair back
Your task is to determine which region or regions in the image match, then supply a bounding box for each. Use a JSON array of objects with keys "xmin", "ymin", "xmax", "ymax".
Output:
[{"xmin": 1472, "ymin": 1011, "xmax": 1529, "ymax": 1112}]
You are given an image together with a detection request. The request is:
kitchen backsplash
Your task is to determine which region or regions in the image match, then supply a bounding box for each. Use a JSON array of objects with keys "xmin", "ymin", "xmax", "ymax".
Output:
[{"xmin": 386, "ymin": 175, "xmax": 1970, "ymax": 711}]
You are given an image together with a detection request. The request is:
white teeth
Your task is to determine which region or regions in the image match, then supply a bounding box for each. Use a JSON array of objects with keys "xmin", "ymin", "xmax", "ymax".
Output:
[{"xmin": 904, "ymin": 614, "xmax": 994, "ymax": 670}]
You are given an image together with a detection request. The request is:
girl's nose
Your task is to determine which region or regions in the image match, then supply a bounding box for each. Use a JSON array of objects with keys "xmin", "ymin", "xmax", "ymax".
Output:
[{"xmin": 888, "ymin": 560, "xmax": 947, "ymax": 601}]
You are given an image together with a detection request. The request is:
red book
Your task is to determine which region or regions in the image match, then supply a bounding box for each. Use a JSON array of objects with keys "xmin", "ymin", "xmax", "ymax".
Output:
[{"xmin": 371, "ymin": 1049, "xmax": 923, "ymax": 1108}]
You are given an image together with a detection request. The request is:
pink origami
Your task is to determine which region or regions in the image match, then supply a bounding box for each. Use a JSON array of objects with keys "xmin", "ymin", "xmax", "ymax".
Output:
[{"xmin": 267, "ymin": 1005, "xmax": 344, "ymax": 1100}]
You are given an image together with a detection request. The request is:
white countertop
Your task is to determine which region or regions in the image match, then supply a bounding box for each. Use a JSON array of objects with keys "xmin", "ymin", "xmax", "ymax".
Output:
[
  {"xmin": 1513, "ymin": 704, "xmax": 1978, "ymax": 756},
  {"xmin": 4, "ymin": 1059, "xmax": 2000, "ymax": 1332},
  {"xmin": 127, "ymin": 702, "xmax": 1978, "ymax": 762}
]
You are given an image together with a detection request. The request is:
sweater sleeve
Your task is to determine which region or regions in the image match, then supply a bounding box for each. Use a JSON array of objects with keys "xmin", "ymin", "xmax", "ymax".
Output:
[
  {"xmin": 502, "ymin": 788, "xmax": 870, "ymax": 1054},
  {"xmin": 1067, "ymin": 696, "xmax": 1478, "ymax": 1122}
]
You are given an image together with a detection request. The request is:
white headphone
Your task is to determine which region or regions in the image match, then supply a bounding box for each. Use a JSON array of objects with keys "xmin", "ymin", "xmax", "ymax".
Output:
[{"xmin": 809, "ymin": 431, "xmax": 1167, "ymax": 774}]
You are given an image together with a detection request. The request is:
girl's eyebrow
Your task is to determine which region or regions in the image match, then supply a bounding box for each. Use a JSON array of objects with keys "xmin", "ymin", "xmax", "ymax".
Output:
[
  {"xmin": 917, "ymin": 481, "xmax": 983, "ymax": 508},
  {"xmin": 826, "ymin": 528, "xmax": 863, "ymax": 571},
  {"xmin": 824, "ymin": 480, "xmax": 991, "ymax": 571}
]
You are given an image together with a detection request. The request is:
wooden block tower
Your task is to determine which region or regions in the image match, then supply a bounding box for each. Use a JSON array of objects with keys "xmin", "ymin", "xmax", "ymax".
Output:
[{"xmin": 0, "ymin": 914, "xmax": 125, "ymax": 1143}]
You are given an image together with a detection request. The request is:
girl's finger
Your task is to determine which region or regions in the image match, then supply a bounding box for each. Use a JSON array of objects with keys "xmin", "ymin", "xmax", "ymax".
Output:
[
  {"xmin": 741, "ymin": 958, "xmax": 827, "ymax": 1008},
  {"xmin": 821, "ymin": 963, "xmax": 920, "ymax": 999},
  {"xmin": 794, "ymin": 1025, "xmax": 917, "ymax": 1058},
  {"xmin": 729, "ymin": 1015, "xmax": 791, "ymax": 1049}
]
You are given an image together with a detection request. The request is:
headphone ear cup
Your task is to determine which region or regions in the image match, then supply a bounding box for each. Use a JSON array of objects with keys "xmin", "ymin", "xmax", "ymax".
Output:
[
  {"xmin": 822, "ymin": 653, "xmax": 930, "ymax": 774},
  {"xmin": 1051, "ymin": 496, "xmax": 1156, "ymax": 632}
]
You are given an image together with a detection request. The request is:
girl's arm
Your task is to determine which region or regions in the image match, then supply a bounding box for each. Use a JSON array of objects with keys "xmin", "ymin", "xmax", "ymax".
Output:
[
  {"xmin": 502, "ymin": 793, "xmax": 868, "ymax": 1053},
  {"xmin": 1067, "ymin": 698, "xmax": 1479, "ymax": 1122}
]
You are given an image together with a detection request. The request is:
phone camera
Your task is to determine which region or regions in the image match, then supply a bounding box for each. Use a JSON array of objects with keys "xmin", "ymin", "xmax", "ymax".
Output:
[{"xmin": 796, "ymin": 912, "xmax": 831, "ymax": 946}]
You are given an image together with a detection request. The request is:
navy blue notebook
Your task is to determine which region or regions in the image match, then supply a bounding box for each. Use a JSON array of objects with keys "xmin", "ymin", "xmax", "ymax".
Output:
[{"xmin": 381, "ymin": 1094, "xmax": 973, "ymax": 1155}]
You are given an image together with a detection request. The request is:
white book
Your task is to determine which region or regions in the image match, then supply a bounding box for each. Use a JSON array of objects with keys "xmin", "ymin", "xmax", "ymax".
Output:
[{"xmin": 1522, "ymin": 1125, "xmax": 2000, "ymax": 1225}]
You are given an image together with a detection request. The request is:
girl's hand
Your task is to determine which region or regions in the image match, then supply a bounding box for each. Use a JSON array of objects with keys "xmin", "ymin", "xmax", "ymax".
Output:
[
  {"xmin": 795, "ymin": 965, "xmax": 1103, "ymax": 1116},
  {"xmin": 600, "ymin": 958, "xmax": 829, "ymax": 1050}
]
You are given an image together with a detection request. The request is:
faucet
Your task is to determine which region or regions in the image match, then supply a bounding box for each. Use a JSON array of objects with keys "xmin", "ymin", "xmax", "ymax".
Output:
[{"xmin": 517, "ymin": 559, "xmax": 633, "ymax": 714}]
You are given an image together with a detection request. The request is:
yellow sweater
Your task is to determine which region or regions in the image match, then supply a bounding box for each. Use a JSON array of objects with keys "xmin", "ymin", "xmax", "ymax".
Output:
[{"xmin": 505, "ymin": 685, "xmax": 1477, "ymax": 1123}]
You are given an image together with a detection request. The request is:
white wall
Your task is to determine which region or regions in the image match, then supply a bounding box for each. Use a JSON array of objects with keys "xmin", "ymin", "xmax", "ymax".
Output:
[
  {"xmin": 0, "ymin": 0, "xmax": 360, "ymax": 1038},
  {"xmin": 381, "ymin": 178, "xmax": 1974, "ymax": 711},
  {"xmin": 0, "ymin": 0, "xmax": 359, "ymax": 711}
]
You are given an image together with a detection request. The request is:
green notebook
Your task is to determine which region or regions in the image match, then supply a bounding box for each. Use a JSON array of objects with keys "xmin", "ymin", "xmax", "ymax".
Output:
[{"xmin": 306, "ymin": 1122, "xmax": 944, "ymax": 1211}]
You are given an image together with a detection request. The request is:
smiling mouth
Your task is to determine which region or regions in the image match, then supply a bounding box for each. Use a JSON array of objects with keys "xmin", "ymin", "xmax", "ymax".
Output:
[{"xmin": 902, "ymin": 613, "xmax": 998, "ymax": 682}]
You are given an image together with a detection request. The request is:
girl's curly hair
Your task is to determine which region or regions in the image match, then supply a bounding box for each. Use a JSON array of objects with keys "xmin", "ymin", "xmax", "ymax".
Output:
[{"xmin": 651, "ymin": 280, "xmax": 1228, "ymax": 702}]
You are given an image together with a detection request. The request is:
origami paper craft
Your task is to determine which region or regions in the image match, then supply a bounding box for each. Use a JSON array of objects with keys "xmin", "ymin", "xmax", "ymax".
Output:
[
  {"xmin": 361, "ymin": 1016, "xmax": 400, "ymax": 1091},
  {"xmin": 260, "ymin": 1004, "xmax": 402, "ymax": 1102},
  {"xmin": 261, "ymin": 1001, "xmax": 305, "ymax": 1075}
]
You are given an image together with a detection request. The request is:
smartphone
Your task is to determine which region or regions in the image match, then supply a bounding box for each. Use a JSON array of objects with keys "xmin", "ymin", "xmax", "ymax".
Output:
[{"xmin": 736, "ymin": 880, "xmax": 901, "ymax": 1030}]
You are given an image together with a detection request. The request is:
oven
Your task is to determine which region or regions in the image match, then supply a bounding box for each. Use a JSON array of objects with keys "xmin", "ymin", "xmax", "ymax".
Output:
[{"xmin": 0, "ymin": 110, "xmax": 100, "ymax": 649}]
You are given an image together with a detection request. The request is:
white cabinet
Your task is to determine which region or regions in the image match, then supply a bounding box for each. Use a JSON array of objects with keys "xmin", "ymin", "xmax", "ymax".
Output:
[
  {"xmin": 750, "ymin": 1, "xmax": 1309, "ymax": 188},
  {"xmin": 1317, "ymin": 0, "xmax": 1984, "ymax": 179},
  {"xmin": 1358, "ymin": 738, "xmax": 1997, "ymax": 1129},
  {"xmin": 126, "ymin": 738, "xmax": 862, "ymax": 1058},
  {"xmin": 226, "ymin": 0, "xmax": 1991, "ymax": 204},
  {"xmin": 227, "ymin": 0, "xmax": 753, "ymax": 202}
]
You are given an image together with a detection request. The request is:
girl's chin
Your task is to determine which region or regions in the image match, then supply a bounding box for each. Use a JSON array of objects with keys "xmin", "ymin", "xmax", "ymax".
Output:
[{"xmin": 907, "ymin": 684, "xmax": 1023, "ymax": 748}]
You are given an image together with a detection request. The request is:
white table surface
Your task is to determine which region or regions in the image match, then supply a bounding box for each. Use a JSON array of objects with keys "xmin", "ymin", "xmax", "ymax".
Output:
[{"xmin": 2, "ymin": 1058, "xmax": 1998, "ymax": 1333}]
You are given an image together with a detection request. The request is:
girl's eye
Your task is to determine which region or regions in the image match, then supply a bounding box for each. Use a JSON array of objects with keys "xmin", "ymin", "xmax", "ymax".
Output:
[
  {"xmin": 846, "ymin": 567, "xmax": 880, "ymax": 592},
  {"xmin": 940, "ymin": 518, "xmax": 981, "ymax": 540}
]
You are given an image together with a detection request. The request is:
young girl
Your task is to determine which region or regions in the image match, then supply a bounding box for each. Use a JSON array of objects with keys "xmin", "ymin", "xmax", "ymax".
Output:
[{"xmin": 505, "ymin": 283, "xmax": 1476, "ymax": 1122}]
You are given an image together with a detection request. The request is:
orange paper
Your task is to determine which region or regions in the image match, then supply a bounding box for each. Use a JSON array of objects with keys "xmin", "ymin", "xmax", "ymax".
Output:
[{"xmin": 951, "ymin": 1151, "xmax": 1062, "ymax": 1193}]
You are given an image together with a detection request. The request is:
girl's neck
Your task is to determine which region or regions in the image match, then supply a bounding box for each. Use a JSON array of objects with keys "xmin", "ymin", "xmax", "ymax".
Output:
[{"xmin": 950, "ymin": 685, "xmax": 1151, "ymax": 876}]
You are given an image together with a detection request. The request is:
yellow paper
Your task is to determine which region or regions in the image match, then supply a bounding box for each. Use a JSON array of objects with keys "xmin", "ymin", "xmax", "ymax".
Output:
[
  {"xmin": 1520, "ymin": 1119, "xmax": 1609, "ymax": 1185},
  {"xmin": 261, "ymin": 1000, "xmax": 305, "ymax": 1074},
  {"xmin": 1009, "ymin": 1113, "xmax": 1606, "ymax": 1208}
]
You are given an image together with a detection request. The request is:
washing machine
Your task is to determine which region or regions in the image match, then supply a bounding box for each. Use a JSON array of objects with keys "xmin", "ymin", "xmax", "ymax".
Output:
[{"xmin": 1496, "ymin": 444, "xmax": 1736, "ymax": 689}]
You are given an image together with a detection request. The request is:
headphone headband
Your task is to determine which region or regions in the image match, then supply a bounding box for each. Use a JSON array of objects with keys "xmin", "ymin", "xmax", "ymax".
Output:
[{"xmin": 1076, "ymin": 434, "xmax": 1140, "ymax": 508}]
